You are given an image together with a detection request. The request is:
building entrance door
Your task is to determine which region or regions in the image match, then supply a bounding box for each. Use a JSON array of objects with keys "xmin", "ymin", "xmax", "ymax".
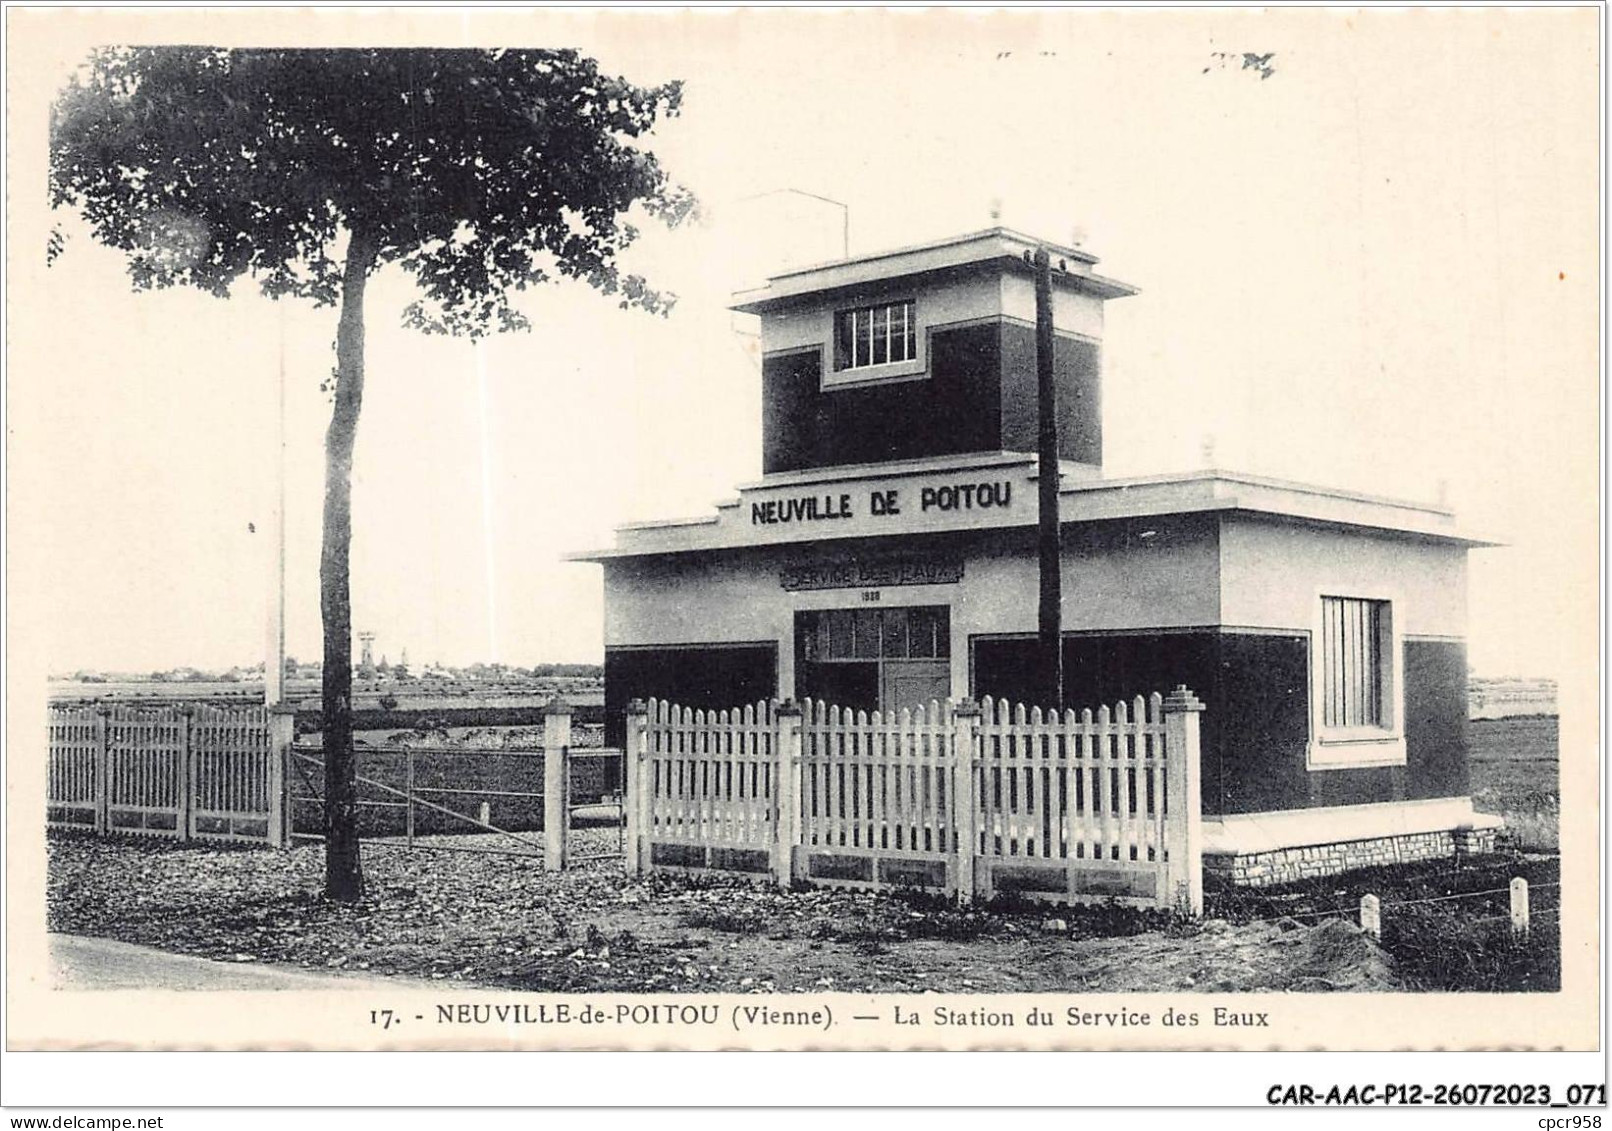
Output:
[
  {"xmin": 880, "ymin": 660, "xmax": 951, "ymax": 714},
  {"xmin": 795, "ymin": 606, "xmax": 951, "ymax": 715}
]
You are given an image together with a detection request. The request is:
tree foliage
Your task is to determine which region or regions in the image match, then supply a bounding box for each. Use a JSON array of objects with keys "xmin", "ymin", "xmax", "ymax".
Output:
[
  {"xmin": 51, "ymin": 46, "xmax": 694, "ymax": 331},
  {"xmin": 51, "ymin": 47, "xmax": 693, "ymax": 901}
]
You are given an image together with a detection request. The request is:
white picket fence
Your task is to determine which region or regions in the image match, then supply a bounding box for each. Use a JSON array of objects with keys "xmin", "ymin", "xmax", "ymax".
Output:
[
  {"xmin": 47, "ymin": 704, "xmax": 294, "ymax": 844},
  {"xmin": 633, "ymin": 700, "xmax": 781, "ymax": 877},
  {"xmin": 625, "ymin": 687, "xmax": 1206, "ymax": 913}
]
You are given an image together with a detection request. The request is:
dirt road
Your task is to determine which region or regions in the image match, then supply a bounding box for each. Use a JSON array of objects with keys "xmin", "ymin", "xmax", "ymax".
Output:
[{"xmin": 47, "ymin": 933, "xmax": 427, "ymax": 991}]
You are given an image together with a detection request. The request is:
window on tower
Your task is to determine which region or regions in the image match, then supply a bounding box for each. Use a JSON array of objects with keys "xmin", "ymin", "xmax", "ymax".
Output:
[{"xmin": 835, "ymin": 299, "xmax": 917, "ymax": 371}]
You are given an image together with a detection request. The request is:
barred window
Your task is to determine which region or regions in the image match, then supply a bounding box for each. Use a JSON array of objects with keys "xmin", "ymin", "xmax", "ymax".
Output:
[
  {"xmin": 1320, "ymin": 596, "xmax": 1390, "ymax": 729},
  {"xmin": 837, "ymin": 300, "xmax": 916, "ymax": 370}
]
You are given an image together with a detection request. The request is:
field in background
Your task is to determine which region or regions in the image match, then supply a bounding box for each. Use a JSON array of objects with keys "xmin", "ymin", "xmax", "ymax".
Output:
[
  {"xmin": 1468, "ymin": 716, "xmax": 1559, "ymax": 850},
  {"xmin": 48, "ymin": 676, "xmax": 603, "ymax": 710}
]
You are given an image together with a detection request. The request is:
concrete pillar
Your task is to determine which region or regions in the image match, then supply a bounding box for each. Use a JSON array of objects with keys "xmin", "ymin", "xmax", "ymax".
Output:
[
  {"xmin": 624, "ymin": 699, "xmax": 651, "ymax": 876},
  {"xmin": 267, "ymin": 705, "xmax": 296, "ymax": 848},
  {"xmin": 1162, "ymin": 685, "xmax": 1206, "ymax": 917},
  {"xmin": 774, "ymin": 700, "xmax": 803, "ymax": 888},
  {"xmin": 543, "ymin": 697, "xmax": 572, "ymax": 872},
  {"xmin": 952, "ymin": 698, "xmax": 981, "ymax": 904}
]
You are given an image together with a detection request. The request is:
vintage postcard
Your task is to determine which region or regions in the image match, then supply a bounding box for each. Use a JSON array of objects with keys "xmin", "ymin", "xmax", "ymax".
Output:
[{"xmin": 4, "ymin": 3, "xmax": 1602, "ymax": 1082}]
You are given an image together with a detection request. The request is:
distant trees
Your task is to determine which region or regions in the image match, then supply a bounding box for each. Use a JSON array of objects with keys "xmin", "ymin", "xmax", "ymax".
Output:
[{"xmin": 529, "ymin": 663, "xmax": 603, "ymax": 679}]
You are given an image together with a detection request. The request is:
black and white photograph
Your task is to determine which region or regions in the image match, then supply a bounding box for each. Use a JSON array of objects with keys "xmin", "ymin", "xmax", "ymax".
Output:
[{"xmin": 4, "ymin": 2, "xmax": 1601, "ymax": 1089}]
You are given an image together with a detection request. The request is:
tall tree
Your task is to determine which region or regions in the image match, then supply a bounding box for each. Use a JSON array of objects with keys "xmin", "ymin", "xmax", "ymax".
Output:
[{"xmin": 50, "ymin": 47, "xmax": 694, "ymax": 901}]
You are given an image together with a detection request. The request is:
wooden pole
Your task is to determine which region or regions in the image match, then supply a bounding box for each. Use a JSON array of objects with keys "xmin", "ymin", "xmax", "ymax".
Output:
[
  {"xmin": 1034, "ymin": 246, "xmax": 1063, "ymax": 709},
  {"xmin": 405, "ymin": 746, "xmax": 415, "ymax": 847}
]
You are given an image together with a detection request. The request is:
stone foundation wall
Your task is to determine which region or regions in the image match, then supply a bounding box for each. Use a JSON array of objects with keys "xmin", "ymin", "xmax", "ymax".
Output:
[
  {"xmin": 1453, "ymin": 825, "xmax": 1498, "ymax": 855},
  {"xmin": 1205, "ymin": 825, "xmax": 1498, "ymax": 888}
]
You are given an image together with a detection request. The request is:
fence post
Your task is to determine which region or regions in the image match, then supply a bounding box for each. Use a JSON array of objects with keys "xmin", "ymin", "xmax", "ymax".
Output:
[
  {"xmin": 267, "ymin": 706, "xmax": 295, "ymax": 848},
  {"xmin": 952, "ymin": 699, "xmax": 981, "ymax": 905},
  {"xmin": 774, "ymin": 700, "xmax": 803, "ymax": 889},
  {"xmin": 405, "ymin": 748, "xmax": 417, "ymax": 848},
  {"xmin": 1510, "ymin": 877, "xmax": 1530, "ymax": 936},
  {"xmin": 543, "ymin": 697, "xmax": 573, "ymax": 872},
  {"xmin": 94, "ymin": 706, "xmax": 111, "ymax": 834},
  {"xmin": 1360, "ymin": 893, "xmax": 1381, "ymax": 940},
  {"xmin": 624, "ymin": 700, "xmax": 651, "ymax": 876},
  {"xmin": 1162, "ymin": 685, "xmax": 1205, "ymax": 917},
  {"xmin": 179, "ymin": 706, "xmax": 195, "ymax": 841}
]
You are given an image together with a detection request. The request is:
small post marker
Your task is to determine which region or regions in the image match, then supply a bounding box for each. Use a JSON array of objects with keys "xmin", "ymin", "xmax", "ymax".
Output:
[
  {"xmin": 1510, "ymin": 877, "xmax": 1530, "ymax": 936},
  {"xmin": 1360, "ymin": 893, "xmax": 1381, "ymax": 941}
]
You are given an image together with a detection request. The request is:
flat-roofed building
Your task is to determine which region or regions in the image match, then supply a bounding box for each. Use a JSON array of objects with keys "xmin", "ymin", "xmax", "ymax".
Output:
[{"xmin": 572, "ymin": 227, "xmax": 1501, "ymax": 885}]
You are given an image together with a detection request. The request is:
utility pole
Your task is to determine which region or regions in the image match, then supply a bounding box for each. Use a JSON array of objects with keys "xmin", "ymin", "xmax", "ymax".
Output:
[{"xmin": 1034, "ymin": 247, "xmax": 1063, "ymax": 710}]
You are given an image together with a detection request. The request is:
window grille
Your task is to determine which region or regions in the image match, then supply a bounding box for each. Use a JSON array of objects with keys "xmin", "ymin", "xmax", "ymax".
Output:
[{"xmin": 1320, "ymin": 596, "xmax": 1389, "ymax": 729}]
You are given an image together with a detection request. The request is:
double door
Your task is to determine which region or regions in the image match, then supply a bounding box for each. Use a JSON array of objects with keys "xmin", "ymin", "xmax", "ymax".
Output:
[{"xmin": 795, "ymin": 605, "xmax": 952, "ymax": 716}]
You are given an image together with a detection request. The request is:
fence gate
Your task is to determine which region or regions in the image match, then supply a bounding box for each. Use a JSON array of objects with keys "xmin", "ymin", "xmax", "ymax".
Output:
[
  {"xmin": 797, "ymin": 699, "xmax": 957, "ymax": 891},
  {"xmin": 289, "ymin": 701, "xmax": 627, "ymax": 867}
]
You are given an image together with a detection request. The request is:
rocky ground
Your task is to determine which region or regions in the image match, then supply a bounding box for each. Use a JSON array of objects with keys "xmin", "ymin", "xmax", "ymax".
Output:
[{"xmin": 48, "ymin": 831, "xmax": 1398, "ymax": 994}]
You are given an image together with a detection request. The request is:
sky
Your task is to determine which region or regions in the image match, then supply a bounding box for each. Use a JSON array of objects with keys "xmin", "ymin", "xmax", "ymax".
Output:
[{"xmin": 11, "ymin": 7, "xmax": 1600, "ymax": 681}]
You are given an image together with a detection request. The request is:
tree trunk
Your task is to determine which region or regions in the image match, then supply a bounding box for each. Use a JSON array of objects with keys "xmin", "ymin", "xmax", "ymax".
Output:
[{"xmin": 321, "ymin": 231, "xmax": 379, "ymax": 903}]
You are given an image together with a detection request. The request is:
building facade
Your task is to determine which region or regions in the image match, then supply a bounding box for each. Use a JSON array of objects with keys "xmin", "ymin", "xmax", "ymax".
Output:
[{"xmin": 573, "ymin": 228, "xmax": 1500, "ymax": 885}]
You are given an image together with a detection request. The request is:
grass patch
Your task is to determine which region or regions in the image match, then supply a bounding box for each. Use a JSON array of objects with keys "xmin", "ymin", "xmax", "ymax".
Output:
[
  {"xmin": 1384, "ymin": 903, "xmax": 1559, "ymax": 992},
  {"xmin": 1469, "ymin": 716, "xmax": 1559, "ymax": 851},
  {"xmin": 1205, "ymin": 851, "xmax": 1559, "ymax": 992}
]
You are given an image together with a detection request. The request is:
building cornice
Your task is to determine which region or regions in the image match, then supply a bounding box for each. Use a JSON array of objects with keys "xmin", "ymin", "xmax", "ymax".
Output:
[
  {"xmin": 567, "ymin": 456, "xmax": 1500, "ymax": 562},
  {"xmin": 730, "ymin": 227, "xmax": 1138, "ymax": 315}
]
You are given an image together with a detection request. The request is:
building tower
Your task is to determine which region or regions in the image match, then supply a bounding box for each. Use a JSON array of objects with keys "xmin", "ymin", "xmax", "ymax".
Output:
[{"xmin": 357, "ymin": 631, "xmax": 377, "ymax": 680}]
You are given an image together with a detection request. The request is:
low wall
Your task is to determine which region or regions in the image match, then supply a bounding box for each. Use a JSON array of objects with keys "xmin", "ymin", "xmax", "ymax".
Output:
[{"xmin": 1204, "ymin": 825, "xmax": 1500, "ymax": 888}]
